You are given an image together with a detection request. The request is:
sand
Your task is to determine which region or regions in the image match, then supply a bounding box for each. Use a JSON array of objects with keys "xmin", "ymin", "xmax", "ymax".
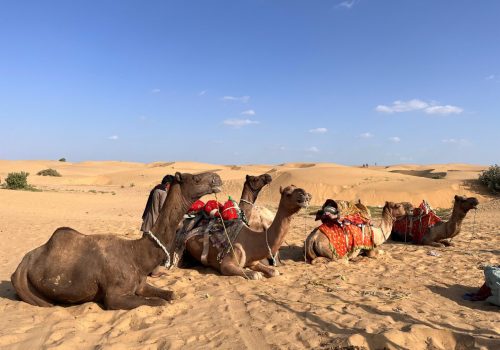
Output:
[{"xmin": 0, "ymin": 160, "xmax": 498, "ymax": 349}]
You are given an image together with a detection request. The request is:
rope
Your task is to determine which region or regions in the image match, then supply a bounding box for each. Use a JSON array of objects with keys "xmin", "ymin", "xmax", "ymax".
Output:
[
  {"xmin": 265, "ymin": 229, "xmax": 278, "ymax": 266},
  {"xmin": 303, "ymin": 202, "xmax": 310, "ymax": 262},
  {"xmin": 146, "ymin": 230, "xmax": 171, "ymax": 268}
]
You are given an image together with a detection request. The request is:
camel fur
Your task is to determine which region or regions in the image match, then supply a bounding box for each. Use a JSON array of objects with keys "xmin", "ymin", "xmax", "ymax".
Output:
[
  {"xmin": 11, "ymin": 172, "xmax": 222, "ymax": 310},
  {"xmin": 305, "ymin": 202, "xmax": 406, "ymax": 264},
  {"xmin": 184, "ymin": 185, "xmax": 311, "ymax": 279}
]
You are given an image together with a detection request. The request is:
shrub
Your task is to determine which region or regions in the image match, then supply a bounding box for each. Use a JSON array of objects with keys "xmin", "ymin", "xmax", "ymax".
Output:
[
  {"xmin": 5, "ymin": 171, "xmax": 30, "ymax": 190},
  {"xmin": 37, "ymin": 168, "xmax": 62, "ymax": 177},
  {"xmin": 478, "ymin": 164, "xmax": 500, "ymax": 194},
  {"xmin": 58, "ymin": 158, "xmax": 66, "ymax": 162},
  {"xmin": 130, "ymin": 183, "xmax": 135, "ymax": 187}
]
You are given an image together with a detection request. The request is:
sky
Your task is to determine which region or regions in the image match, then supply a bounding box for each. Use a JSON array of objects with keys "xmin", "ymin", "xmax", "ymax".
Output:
[{"xmin": 0, "ymin": 0, "xmax": 499, "ymax": 165}]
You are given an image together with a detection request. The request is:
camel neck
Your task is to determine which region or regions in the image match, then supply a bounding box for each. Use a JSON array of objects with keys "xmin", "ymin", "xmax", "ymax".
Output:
[
  {"xmin": 378, "ymin": 207, "xmax": 394, "ymax": 241},
  {"xmin": 238, "ymin": 184, "xmax": 257, "ymax": 221},
  {"xmin": 151, "ymin": 183, "xmax": 190, "ymax": 249},
  {"xmin": 446, "ymin": 204, "xmax": 467, "ymax": 235},
  {"xmin": 135, "ymin": 183, "xmax": 191, "ymax": 273},
  {"xmin": 266, "ymin": 203, "xmax": 295, "ymax": 254}
]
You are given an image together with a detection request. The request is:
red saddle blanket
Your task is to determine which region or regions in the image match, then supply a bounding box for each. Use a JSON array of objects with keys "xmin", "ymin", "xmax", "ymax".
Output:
[
  {"xmin": 392, "ymin": 201, "xmax": 443, "ymax": 244},
  {"xmin": 318, "ymin": 214, "xmax": 374, "ymax": 259}
]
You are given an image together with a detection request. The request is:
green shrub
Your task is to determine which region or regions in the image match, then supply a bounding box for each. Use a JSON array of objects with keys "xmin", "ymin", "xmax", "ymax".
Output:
[
  {"xmin": 37, "ymin": 168, "xmax": 62, "ymax": 177},
  {"xmin": 479, "ymin": 164, "xmax": 500, "ymax": 194},
  {"xmin": 58, "ymin": 158, "xmax": 66, "ymax": 162},
  {"xmin": 5, "ymin": 171, "xmax": 30, "ymax": 190}
]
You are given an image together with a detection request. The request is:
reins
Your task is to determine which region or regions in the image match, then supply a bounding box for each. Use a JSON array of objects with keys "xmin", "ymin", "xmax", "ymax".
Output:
[{"xmin": 146, "ymin": 230, "xmax": 171, "ymax": 268}]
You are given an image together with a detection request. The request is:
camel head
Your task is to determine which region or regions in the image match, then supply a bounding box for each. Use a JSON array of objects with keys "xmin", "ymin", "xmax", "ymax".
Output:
[
  {"xmin": 245, "ymin": 174, "xmax": 273, "ymax": 194},
  {"xmin": 278, "ymin": 185, "xmax": 312, "ymax": 213},
  {"xmin": 383, "ymin": 202, "xmax": 407, "ymax": 220},
  {"xmin": 454, "ymin": 195, "xmax": 479, "ymax": 214},
  {"xmin": 174, "ymin": 172, "xmax": 223, "ymax": 202}
]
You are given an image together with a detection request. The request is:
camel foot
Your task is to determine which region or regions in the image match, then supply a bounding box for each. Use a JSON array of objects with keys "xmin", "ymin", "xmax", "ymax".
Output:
[
  {"xmin": 440, "ymin": 240, "xmax": 454, "ymax": 247},
  {"xmin": 245, "ymin": 271, "xmax": 264, "ymax": 280},
  {"xmin": 104, "ymin": 294, "xmax": 167, "ymax": 310},
  {"xmin": 364, "ymin": 249, "xmax": 378, "ymax": 258},
  {"xmin": 266, "ymin": 268, "xmax": 280, "ymax": 278},
  {"xmin": 150, "ymin": 265, "xmax": 169, "ymax": 278},
  {"xmin": 311, "ymin": 257, "xmax": 330, "ymax": 265}
]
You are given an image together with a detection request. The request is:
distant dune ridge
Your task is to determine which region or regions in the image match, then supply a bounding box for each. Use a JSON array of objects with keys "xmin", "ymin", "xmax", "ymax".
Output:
[
  {"xmin": 0, "ymin": 160, "xmax": 498, "ymax": 349},
  {"xmin": 0, "ymin": 160, "xmax": 488, "ymax": 208}
]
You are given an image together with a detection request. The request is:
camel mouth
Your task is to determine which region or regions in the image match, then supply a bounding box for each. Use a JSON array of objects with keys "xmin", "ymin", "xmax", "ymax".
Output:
[{"xmin": 212, "ymin": 186, "xmax": 222, "ymax": 194}]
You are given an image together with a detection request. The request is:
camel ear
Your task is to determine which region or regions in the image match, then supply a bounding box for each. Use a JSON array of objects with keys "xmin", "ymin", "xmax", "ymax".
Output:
[
  {"xmin": 279, "ymin": 186, "xmax": 284, "ymax": 194},
  {"xmin": 454, "ymin": 195, "xmax": 459, "ymax": 201},
  {"xmin": 175, "ymin": 172, "xmax": 183, "ymax": 183},
  {"xmin": 246, "ymin": 175, "xmax": 250, "ymax": 181}
]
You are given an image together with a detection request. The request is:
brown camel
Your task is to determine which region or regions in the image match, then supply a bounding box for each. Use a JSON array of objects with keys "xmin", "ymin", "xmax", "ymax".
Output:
[
  {"xmin": 305, "ymin": 202, "xmax": 406, "ymax": 264},
  {"xmin": 11, "ymin": 172, "xmax": 222, "ymax": 310},
  {"xmin": 184, "ymin": 185, "xmax": 311, "ymax": 279},
  {"xmin": 238, "ymin": 174, "xmax": 273, "ymax": 225},
  {"xmin": 421, "ymin": 195, "xmax": 479, "ymax": 247}
]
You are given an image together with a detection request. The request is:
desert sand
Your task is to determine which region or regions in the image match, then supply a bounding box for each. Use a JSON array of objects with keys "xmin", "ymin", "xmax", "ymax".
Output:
[{"xmin": 0, "ymin": 160, "xmax": 498, "ymax": 349}]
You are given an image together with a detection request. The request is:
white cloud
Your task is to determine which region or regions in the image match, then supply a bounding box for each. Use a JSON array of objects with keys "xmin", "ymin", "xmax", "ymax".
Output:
[
  {"xmin": 223, "ymin": 118, "xmax": 259, "ymax": 128},
  {"xmin": 442, "ymin": 138, "xmax": 470, "ymax": 146},
  {"xmin": 309, "ymin": 127, "xmax": 328, "ymax": 134},
  {"xmin": 151, "ymin": 88, "xmax": 161, "ymax": 93},
  {"xmin": 375, "ymin": 99, "xmax": 429, "ymax": 113},
  {"xmin": 222, "ymin": 95, "xmax": 250, "ymax": 103},
  {"xmin": 376, "ymin": 99, "xmax": 463, "ymax": 115},
  {"xmin": 360, "ymin": 132, "xmax": 373, "ymax": 138},
  {"xmin": 241, "ymin": 109, "xmax": 256, "ymax": 116},
  {"xmin": 424, "ymin": 105, "xmax": 463, "ymax": 115},
  {"xmin": 338, "ymin": 0, "xmax": 357, "ymax": 9},
  {"xmin": 108, "ymin": 135, "xmax": 119, "ymax": 140},
  {"xmin": 199, "ymin": 90, "xmax": 207, "ymax": 96},
  {"xmin": 307, "ymin": 146, "xmax": 320, "ymax": 153},
  {"xmin": 485, "ymin": 74, "xmax": 495, "ymax": 80},
  {"xmin": 389, "ymin": 136, "xmax": 401, "ymax": 143}
]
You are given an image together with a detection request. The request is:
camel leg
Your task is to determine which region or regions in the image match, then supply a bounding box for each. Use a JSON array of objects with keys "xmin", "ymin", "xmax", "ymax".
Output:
[
  {"xmin": 136, "ymin": 282, "xmax": 177, "ymax": 301},
  {"xmin": 364, "ymin": 248, "xmax": 378, "ymax": 258},
  {"xmin": 248, "ymin": 262, "xmax": 280, "ymax": 278},
  {"xmin": 103, "ymin": 292, "xmax": 167, "ymax": 310},
  {"xmin": 220, "ymin": 260, "xmax": 263, "ymax": 280},
  {"xmin": 311, "ymin": 257, "xmax": 331, "ymax": 265},
  {"xmin": 440, "ymin": 240, "xmax": 454, "ymax": 247}
]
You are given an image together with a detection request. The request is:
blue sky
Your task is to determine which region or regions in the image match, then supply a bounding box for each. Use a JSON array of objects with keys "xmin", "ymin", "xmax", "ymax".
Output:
[{"xmin": 0, "ymin": 0, "xmax": 498, "ymax": 165}]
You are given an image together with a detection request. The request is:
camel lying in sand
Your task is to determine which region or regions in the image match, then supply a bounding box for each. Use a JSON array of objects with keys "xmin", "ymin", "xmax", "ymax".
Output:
[
  {"xmin": 11, "ymin": 172, "xmax": 222, "ymax": 310},
  {"xmin": 305, "ymin": 202, "xmax": 406, "ymax": 264},
  {"xmin": 421, "ymin": 195, "xmax": 478, "ymax": 247},
  {"xmin": 184, "ymin": 185, "xmax": 311, "ymax": 279}
]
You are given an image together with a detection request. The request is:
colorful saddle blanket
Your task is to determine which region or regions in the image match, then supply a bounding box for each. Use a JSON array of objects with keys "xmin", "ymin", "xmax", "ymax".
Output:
[
  {"xmin": 392, "ymin": 200, "xmax": 443, "ymax": 244},
  {"xmin": 318, "ymin": 213, "xmax": 374, "ymax": 259}
]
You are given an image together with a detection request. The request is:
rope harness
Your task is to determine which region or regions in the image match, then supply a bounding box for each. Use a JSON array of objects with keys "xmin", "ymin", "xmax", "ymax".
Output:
[{"xmin": 146, "ymin": 230, "xmax": 171, "ymax": 268}]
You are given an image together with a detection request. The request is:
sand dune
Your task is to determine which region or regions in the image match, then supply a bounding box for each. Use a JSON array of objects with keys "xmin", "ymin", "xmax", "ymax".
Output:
[{"xmin": 0, "ymin": 160, "xmax": 498, "ymax": 349}]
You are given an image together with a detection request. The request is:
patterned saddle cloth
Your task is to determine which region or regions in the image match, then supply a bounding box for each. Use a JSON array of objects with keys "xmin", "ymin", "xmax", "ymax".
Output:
[
  {"xmin": 392, "ymin": 200, "xmax": 443, "ymax": 244},
  {"xmin": 318, "ymin": 215, "xmax": 375, "ymax": 259}
]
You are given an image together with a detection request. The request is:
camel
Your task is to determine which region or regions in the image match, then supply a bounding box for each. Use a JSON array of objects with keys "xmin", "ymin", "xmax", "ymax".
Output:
[
  {"xmin": 184, "ymin": 185, "xmax": 311, "ymax": 279},
  {"xmin": 11, "ymin": 172, "xmax": 222, "ymax": 310},
  {"xmin": 305, "ymin": 202, "xmax": 406, "ymax": 264},
  {"xmin": 421, "ymin": 195, "xmax": 478, "ymax": 247},
  {"xmin": 238, "ymin": 174, "xmax": 273, "ymax": 227}
]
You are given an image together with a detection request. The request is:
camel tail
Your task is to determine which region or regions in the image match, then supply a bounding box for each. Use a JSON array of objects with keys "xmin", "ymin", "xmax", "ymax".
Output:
[
  {"xmin": 304, "ymin": 228, "xmax": 320, "ymax": 263},
  {"xmin": 11, "ymin": 252, "xmax": 53, "ymax": 307}
]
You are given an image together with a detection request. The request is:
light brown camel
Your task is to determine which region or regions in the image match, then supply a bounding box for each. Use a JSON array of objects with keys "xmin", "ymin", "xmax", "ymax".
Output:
[
  {"xmin": 305, "ymin": 202, "xmax": 406, "ymax": 264},
  {"xmin": 238, "ymin": 174, "xmax": 273, "ymax": 226},
  {"xmin": 421, "ymin": 195, "xmax": 478, "ymax": 247},
  {"xmin": 184, "ymin": 185, "xmax": 311, "ymax": 279},
  {"xmin": 11, "ymin": 172, "xmax": 222, "ymax": 310}
]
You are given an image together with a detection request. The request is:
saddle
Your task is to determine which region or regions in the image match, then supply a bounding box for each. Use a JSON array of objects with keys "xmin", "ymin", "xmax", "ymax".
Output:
[
  {"xmin": 314, "ymin": 199, "xmax": 374, "ymax": 259},
  {"xmin": 392, "ymin": 200, "xmax": 443, "ymax": 244}
]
